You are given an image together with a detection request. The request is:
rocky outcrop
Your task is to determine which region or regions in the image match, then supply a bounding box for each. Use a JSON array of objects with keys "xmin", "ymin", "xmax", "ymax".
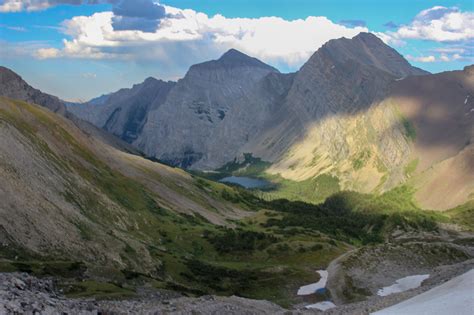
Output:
[{"xmin": 0, "ymin": 273, "xmax": 98, "ymax": 314}]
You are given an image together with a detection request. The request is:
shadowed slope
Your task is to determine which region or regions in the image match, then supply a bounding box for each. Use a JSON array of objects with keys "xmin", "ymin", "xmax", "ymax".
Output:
[{"xmin": 390, "ymin": 65, "xmax": 474, "ymax": 209}]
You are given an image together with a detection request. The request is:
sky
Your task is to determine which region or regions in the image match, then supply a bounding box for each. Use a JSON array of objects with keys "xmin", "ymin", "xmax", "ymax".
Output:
[{"xmin": 0, "ymin": 0, "xmax": 473, "ymax": 101}]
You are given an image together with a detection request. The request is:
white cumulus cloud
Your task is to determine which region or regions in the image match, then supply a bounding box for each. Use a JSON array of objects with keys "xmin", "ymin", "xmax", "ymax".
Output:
[
  {"xmin": 389, "ymin": 6, "xmax": 474, "ymax": 42},
  {"xmin": 33, "ymin": 5, "xmax": 368, "ymax": 68},
  {"xmin": 406, "ymin": 55, "xmax": 436, "ymax": 63},
  {"xmin": 35, "ymin": 47, "xmax": 61, "ymax": 59},
  {"xmin": 0, "ymin": 0, "xmax": 66, "ymax": 12},
  {"xmin": 406, "ymin": 52, "xmax": 467, "ymax": 63}
]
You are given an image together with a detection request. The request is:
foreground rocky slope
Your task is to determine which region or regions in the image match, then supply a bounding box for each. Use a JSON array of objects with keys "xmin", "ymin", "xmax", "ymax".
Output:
[
  {"xmin": 2, "ymin": 251, "xmax": 472, "ymax": 314},
  {"xmin": 0, "ymin": 272, "xmax": 287, "ymax": 315}
]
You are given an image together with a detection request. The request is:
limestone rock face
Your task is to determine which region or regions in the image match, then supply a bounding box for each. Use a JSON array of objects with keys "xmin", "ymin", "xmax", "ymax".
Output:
[
  {"xmin": 135, "ymin": 49, "xmax": 279, "ymax": 167},
  {"xmin": 0, "ymin": 66, "xmax": 66, "ymax": 114}
]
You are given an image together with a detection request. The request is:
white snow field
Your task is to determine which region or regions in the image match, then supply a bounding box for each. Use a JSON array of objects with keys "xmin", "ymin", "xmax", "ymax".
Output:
[
  {"xmin": 377, "ymin": 274, "xmax": 430, "ymax": 296},
  {"xmin": 305, "ymin": 301, "xmax": 336, "ymax": 311},
  {"xmin": 297, "ymin": 270, "xmax": 328, "ymax": 295},
  {"xmin": 372, "ymin": 269, "xmax": 474, "ymax": 315}
]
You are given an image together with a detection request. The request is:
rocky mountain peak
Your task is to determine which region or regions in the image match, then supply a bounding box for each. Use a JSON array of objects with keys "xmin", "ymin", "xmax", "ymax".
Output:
[
  {"xmin": 305, "ymin": 32, "xmax": 429, "ymax": 77},
  {"xmin": 143, "ymin": 76, "xmax": 158, "ymax": 83},
  {"xmin": 353, "ymin": 31, "xmax": 383, "ymax": 42},
  {"xmin": 189, "ymin": 49, "xmax": 278, "ymax": 73}
]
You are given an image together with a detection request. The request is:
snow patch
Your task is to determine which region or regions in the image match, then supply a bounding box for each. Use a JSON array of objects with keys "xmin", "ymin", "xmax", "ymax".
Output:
[
  {"xmin": 377, "ymin": 274, "xmax": 429, "ymax": 296},
  {"xmin": 297, "ymin": 270, "xmax": 328, "ymax": 295},
  {"xmin": 372, "ymin": 269, "xmax": 474, "ymax": 315},
  {"xmin": 465, "ymin": 95, "xmax": 470, "ymax": 104},
  {"xmin": 306, "ymin": 301, "xmax": 336, "ymax": 311}
]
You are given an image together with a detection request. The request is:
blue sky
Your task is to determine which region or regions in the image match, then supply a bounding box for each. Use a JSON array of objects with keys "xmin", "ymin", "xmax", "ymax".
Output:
[{"xmin": 0, "ymin": 0, "xmax": 473, "ymax": 101}]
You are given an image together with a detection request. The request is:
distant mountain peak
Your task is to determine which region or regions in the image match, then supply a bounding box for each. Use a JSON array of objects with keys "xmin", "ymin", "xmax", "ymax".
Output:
[
  {"xmin": 219, "ymin": 48, "xmax": 250, "ymax": 61},
  {"xmin": 144, "ymin": 76, "xmax": 158, "ymax": 83},
  {"xmin": 353, "ymin": 32, "xmax": 380, "ymax": 41},
  {"xmin": 190, "ymin": 49, "xmax": 278, "ymax": 73}
]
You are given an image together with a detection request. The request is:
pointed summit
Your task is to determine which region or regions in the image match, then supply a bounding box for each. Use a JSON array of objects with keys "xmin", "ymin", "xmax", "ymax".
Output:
[
  {"xmin": 190, "ymin": 49, "xmax": 278, "ymax": 73},
  {"xmin": 309, "ymin": 32, "xmax": 429, "ymax": 77},
  {"xmin": 219, "ymin": 48, "xmax": 247, "ymax": 60},
  {"xmin": 353, "ymin": 32, "xmax": 382, "ymax": 42},
  {"xmin": 217, "ymin": 48, "xmax": 278, "ymax": 71}
]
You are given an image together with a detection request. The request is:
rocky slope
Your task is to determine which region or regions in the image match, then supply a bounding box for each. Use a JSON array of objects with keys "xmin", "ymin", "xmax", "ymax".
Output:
[
  {"xmin": 2, "ymin": 249, "xmax": 472, "ymax": 314},
  {"xmin": 0, "ymin": 272, "xmax": 289, "ymax": 315}
]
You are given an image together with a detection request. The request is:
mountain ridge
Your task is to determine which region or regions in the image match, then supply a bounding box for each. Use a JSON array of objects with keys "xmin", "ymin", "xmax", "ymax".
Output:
[
  {"xmin": 0, "ymin": 66, "xmax": 67, "ymax": 114},
  {"xmin": 9, "ymin": 32, "xmax": 473, "ymax": 209}
]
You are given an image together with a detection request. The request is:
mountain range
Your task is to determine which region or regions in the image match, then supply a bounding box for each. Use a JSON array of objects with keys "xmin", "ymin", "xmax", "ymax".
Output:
[{"xmin": 66, "ymin": 33, "xmax": 473, "ymax": 210}]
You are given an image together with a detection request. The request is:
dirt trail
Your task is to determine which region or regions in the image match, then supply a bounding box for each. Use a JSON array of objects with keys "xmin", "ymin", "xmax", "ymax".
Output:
[{"xmin": 326, "ymin": 248, "xmax": 359, "ymax": 305}]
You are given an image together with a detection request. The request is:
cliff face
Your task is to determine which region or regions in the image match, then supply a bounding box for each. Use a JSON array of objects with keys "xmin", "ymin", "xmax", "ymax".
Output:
[{"xmin": 134, "ymin": 49, "xmax": 279, "ymax": 168}]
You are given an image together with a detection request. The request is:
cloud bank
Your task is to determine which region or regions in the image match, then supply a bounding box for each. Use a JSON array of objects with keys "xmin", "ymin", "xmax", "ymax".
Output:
[
  {"xmin": 3, "ymin": 2, "xmax": 472, "ymax": 69},
  {"xmin": 32, "ymin": 5, "xmax": 368, "ymax": 67}
]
